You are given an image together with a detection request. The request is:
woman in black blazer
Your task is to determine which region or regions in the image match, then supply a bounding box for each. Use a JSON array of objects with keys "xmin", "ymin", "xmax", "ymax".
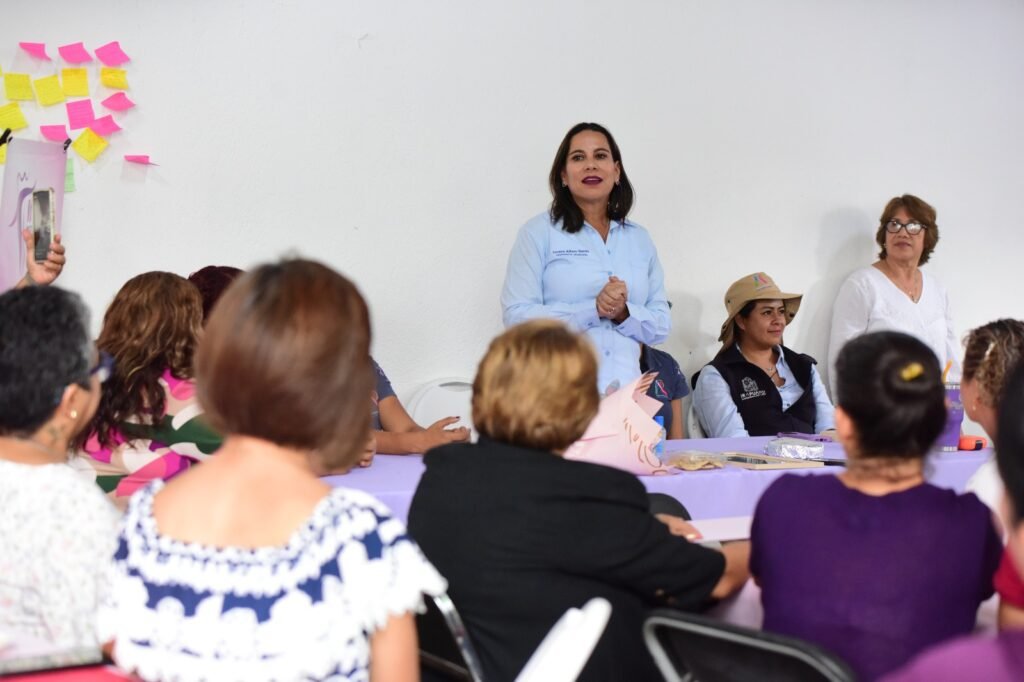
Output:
[{"xmin": 408, "ymin": 319, "xmax": 749, "ymax": 681}]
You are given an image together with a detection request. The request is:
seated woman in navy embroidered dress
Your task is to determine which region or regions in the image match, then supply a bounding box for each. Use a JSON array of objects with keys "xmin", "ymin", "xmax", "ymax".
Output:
[
  {"xmin": 98, "ymin": 259, "xmax": 446, "ymax": 682},
  {"xmin": 692, "ymin": 272, "xmax": 835, "ymax": 437}
]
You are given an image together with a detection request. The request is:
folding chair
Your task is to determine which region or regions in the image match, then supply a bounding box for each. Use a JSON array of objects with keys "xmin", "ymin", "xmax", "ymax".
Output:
[
  {"xmin": 515, "ymin": 597, "xmax": 611, "ymax": 682},
  {"xmin": 643, "ymin": 609, "xmax": 857, "ymax": 682},
  {"xmin": 417, "ymin": 592, "xmax": 485, "ymax": 682}
]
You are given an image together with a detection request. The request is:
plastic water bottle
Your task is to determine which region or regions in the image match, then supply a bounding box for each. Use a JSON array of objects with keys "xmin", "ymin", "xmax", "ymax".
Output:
[{"xmin": 654, "ymin": 415, "xmax": 666, "ymax": 461}]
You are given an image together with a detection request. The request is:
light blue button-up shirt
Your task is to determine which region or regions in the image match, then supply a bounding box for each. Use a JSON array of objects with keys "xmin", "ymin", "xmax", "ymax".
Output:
[
  {"xmin": 692, "ymin": 346, "xmax": 835, "ymax": 438},
  {"xmin": 501, "ymin": 212, "xmax": 670, "ymax": 393}
]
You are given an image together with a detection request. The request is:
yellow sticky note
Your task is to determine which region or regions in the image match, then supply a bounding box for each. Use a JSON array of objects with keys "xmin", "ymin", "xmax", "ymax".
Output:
[
  {"xmin": 100, "ymin": 67, "xmax": 129, "ymax": 90},
  {"xmin": 33, "ymin": 75, "xmax": 66, "ymax": 107},
  {"xmin": 72, "ymin": 128, "xmax": 108, "ymax": 163},
  {"xmin": 4, "ymin": 73, "xmax": 34, "ymax": 101},
  {"xmin": 61, "ymin": 68, "xmax": 89, "ymax": 97},
  {"xmin": 0, "ymin": 102, "xmax": 29, "ymax": 131}
]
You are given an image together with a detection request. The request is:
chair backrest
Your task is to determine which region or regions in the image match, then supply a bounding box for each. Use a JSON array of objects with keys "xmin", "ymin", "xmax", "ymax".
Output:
[
  {"xmin": 686, "ymin": 401, "xmax": 706, "ymax": 439},
  {"xmin": 643, "ymin": 609, "xmax": 857, "ymax": 682},
  {"xmin": 417, "ymin": 592, "xmax": 486, "ymax": 682},
  {"xmin": 406, "ymin": 377, "xmax": 475, "ymax": 438},
  {"xmin": 515, "ymin": 597, "xmax": 612, "ymax": 682}
]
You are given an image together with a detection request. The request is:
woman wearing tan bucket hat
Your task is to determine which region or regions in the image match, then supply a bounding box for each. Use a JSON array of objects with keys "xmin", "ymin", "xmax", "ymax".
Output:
[{"xmin": 691, "ymin": 272, "xmax": 835, "ymax": 437}]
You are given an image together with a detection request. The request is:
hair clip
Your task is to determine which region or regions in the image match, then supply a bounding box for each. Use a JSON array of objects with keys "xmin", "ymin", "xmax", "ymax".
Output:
[{"xmin": 900, "ymin": 362, "xmax": 924, "ymax": 381}]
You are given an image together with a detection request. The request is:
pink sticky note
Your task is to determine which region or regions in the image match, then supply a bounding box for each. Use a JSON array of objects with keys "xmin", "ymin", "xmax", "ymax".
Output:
[
  {"xmin": 100, "ymin": 92, "xmax": 135, "ymax": 111},
  {"xmin": 58, "ymin": 42, "xmax": 92, "ymax": 64},
  {"xmin": 90, "ymin": 115, "xmax": 122, "ymax": 137},
  {"xmin": 19, "ymin": 42, "xmax": 50, "ymax": 60},
  {"xmin": 124, "ymin": 155, "xmax": 157, "ymax": 165},
  {"xmin": 95, "ymin": 41, "xmax": 130, "ymax": 66},
  {"xmin": 40, "ymin": 124, "xmax": 70, "ymax": 142},
  {"xmin": 66, "ymin": 99, "xmax": 96, "ymax": 130}
]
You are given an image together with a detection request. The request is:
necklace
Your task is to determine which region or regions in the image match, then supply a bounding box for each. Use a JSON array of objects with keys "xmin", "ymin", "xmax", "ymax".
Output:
[
  {"xmin": 882, "ymin": 261, "xmax": 921, "ymax": 303},
  {"xmin": 740, "ymin": 347, "xmax": 781, "ymax": 382}
]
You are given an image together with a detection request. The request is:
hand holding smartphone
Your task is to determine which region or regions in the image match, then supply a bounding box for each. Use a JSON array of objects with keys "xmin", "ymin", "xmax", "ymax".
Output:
[{"xmin": 31, "ymin": 188, "xmax": 55, "ymax": 263}]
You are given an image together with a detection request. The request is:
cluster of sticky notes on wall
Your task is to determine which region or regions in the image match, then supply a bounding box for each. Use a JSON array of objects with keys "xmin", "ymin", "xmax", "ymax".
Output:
[{"xmin": 1, "ymin": 40, "xmax": 154, "ymax": 171}]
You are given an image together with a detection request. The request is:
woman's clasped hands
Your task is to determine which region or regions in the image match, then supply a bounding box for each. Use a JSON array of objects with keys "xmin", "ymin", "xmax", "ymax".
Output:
[{"xmin": 597, "ymin": 275, "xmax": 628, "ymax": 323}]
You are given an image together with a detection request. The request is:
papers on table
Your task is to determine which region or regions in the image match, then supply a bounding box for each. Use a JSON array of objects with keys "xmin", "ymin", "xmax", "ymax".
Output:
[{"xmin": 691, "ymin": 516, "xmax": 752, "ymax": 542}]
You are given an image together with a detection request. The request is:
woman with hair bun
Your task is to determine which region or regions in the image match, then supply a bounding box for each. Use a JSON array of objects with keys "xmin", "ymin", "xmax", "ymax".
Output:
[
  {"xmin": 751, "ymin": 331, "xmax": 1001, "ymax": 680},
  {"xmin": 960, "ymin": 319, "xmax": 1024, "ymax": 516},
  {"xmin": 952, "ymin": 320, "xmax": 1024, "ymax": 630}
]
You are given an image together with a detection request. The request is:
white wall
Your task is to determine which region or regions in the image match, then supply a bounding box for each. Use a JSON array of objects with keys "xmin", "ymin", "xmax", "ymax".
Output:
[{"xmin": 4, "ymin": 0, "xmax": 1023, "ymax": 411}]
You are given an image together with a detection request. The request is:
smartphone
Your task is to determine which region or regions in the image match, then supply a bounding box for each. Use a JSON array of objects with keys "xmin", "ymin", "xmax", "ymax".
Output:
[{"xmin": 31, "ymin": 188, "xmax": 55, "ymax": 262}]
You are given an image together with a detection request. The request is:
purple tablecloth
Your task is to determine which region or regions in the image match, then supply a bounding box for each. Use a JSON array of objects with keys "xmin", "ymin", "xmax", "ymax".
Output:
[{"xmin": 323, "ymin": 436, "xmax": 991, "ymax": 523}]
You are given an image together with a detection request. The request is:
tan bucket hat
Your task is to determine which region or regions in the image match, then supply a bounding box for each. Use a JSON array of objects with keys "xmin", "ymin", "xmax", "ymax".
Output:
[{"xmin": 718, "ymin": 272, "xmax": 803, "ymax": 348}]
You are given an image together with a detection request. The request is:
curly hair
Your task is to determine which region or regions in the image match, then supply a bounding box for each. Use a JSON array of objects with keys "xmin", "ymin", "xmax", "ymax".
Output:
[
  {"xmin": 962, "ymin": 319, "xmax": 1024, "ymax": 408},
  {"xmin": 73, "ymin": 272, "xmax": 203, "ymax": 450}
]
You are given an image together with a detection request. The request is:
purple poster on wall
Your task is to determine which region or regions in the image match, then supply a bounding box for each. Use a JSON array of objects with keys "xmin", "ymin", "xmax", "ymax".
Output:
[{"xmin": 0, "ymin": 139, "xmax": 66, "ymax": 291}]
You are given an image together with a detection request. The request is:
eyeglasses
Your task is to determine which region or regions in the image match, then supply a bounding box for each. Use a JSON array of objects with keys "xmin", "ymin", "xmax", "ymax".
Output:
[
  {"xmin": 885, "ymin": 219, "xmax": 927, "ymax": 235},
  {"xmin": 89, "ymin": 351, "xmax": 114, "ymax": 384}
]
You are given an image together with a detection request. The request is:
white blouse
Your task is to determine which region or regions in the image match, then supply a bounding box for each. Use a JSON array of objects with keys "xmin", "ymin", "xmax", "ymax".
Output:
[
  {"xmin": 0, "ymin": 459, "xmax": 120, "ymax": 647},
  {"xmin": 99, "ymin": 482, "xmax": 447, "ymax": 682},
  {"xmin": 828, "ymin": 265, "xmax": 960, "ymax": 396}
]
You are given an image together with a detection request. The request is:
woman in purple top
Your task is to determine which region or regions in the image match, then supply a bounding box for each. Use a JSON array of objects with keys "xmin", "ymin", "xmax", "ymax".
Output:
[
  {"xmin": 751, "ymin": 331, "xmax": 1001, "ymax": 681},
  {"xmin": 882, "ymin": 364, "xmax": 1024, "ymax": 681}
]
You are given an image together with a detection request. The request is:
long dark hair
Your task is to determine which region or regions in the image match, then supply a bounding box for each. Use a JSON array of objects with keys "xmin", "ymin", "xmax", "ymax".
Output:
[{"xmin": 548, "ymin": 122, "xmax": 634, "ymax": 234}]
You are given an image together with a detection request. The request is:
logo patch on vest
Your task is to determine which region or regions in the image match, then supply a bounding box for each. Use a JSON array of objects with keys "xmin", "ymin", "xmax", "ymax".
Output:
[{"xmin": 740, "ymin": 376, "xmax": 767, "ymax": 401}]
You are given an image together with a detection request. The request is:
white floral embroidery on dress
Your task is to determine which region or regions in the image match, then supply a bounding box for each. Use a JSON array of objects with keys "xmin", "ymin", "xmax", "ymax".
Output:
[{"xmin": 99, "ymin": 481, "xmax": 446, "ymax": 682}]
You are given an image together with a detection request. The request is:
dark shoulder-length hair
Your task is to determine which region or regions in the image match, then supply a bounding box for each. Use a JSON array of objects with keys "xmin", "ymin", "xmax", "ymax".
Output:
[{"xmin": 548, "ymin": 122, "xmax": 635, "ymax": 234}]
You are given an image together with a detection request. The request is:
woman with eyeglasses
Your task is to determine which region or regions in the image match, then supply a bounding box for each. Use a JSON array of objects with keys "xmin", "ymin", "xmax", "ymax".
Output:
[
  {"xmin": 0, "ymin": 286, "xmax": 119, "ymax": 647},
  {"xmin": 70, "ymin": 272, "xmax": 221, "ymax": 509},
  {"xmin": 828, "ymin": 194, "xmax": 958, "ymax": 395}
]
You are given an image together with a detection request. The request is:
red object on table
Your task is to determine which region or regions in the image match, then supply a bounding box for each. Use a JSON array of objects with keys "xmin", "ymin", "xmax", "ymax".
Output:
[{"xmin": 960, "ymin": 434, "xmax": 988, "ymax": 450}]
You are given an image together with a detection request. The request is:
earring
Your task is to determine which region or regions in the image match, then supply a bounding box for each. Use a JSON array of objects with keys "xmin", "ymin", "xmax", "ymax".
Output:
[
  {"xmin": 562, "ymin": 181, "xmax": 567, "ymax": 187},
  {"xmin": 68, "ymin": 409, "xmax": 78, "ymax": 420}
]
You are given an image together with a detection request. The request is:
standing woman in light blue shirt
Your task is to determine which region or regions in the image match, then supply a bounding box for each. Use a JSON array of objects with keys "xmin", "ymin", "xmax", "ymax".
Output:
[{"xmin": 501, "ymin": 122, "xmax": 670, "ymax": 394}]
